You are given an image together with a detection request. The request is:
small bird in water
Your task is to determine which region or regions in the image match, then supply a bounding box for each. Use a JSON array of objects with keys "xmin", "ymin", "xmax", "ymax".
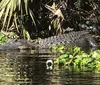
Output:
[{"xmin": 46, "ymin": 59, "xmax": 53, "ymax": 70}]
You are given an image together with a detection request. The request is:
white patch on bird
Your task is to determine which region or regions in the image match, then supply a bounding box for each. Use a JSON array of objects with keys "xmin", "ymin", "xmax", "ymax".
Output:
[{"xmin": 46, "ymin": 60, "xmax": 53, "ymax": 70}]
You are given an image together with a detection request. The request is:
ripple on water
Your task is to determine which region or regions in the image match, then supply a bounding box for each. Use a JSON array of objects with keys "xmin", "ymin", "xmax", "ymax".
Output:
[{"xmin": 0, "ymin": 51, "xmax": 100, "ymax": 85}]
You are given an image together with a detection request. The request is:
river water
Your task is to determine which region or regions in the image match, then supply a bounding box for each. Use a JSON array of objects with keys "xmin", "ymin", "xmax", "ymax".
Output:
[{"xmin": 0, "ymin": 50, "xmax": 100, "ymax": 85}]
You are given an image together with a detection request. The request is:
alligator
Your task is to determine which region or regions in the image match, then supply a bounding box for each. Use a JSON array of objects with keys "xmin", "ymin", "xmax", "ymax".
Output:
[{"xmin": 0, "ymin": 30, "xmax": 98, "ymax": 51}]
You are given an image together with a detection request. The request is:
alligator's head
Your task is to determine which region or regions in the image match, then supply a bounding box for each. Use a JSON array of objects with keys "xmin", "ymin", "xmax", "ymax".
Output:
[{"xmin": 0, "ymin": 39, "xmax": 35, "ymax": 50}]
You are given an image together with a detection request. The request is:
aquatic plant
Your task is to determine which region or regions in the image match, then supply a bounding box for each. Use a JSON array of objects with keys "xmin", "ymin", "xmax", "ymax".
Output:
[{"xmin": 53, "ymin": 46, "xmax": 100, "ymax": 72}]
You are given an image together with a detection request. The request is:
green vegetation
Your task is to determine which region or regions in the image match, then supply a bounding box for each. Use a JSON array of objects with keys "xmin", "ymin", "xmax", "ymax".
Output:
[
  {"xmin": 0, "ymin": 31, "xmax": 19, "ymax": 45},
  {"xmin": 0, "ymin": 31, "xmax": 9, "ymax": 45},
  {"xmin": 52, "ymin": 46, "xmax": 100, "ymax": 72}
]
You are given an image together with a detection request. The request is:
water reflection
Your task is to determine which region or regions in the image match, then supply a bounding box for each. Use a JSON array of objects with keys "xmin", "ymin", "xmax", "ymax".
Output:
[{"xmin": 0, "ymin": 51, "xmax": 100, "ymax": 85}]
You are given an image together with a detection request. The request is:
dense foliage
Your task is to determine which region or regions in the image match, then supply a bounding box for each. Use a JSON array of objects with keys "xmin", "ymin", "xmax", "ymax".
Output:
[{"xmin": 0, "ymin": 0, "xmax": 100, "ymax": 39}]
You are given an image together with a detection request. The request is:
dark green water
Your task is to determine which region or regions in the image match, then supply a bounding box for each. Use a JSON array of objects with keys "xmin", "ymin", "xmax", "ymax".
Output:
[{"xmin": 0, "ymin": 50, "xmax": 100, "ymax": 85}]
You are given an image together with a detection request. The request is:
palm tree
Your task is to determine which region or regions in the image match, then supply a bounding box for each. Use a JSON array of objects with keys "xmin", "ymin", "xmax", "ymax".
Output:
[{"xmin": 0, "ymin": 0, "xmax": 36, "ymax": 39}]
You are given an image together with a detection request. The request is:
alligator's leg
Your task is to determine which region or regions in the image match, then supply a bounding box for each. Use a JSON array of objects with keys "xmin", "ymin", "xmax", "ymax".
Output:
[
  {"xmin": 88, "ymin": 40, "xmax": 97, "ymax": 47},
  {"xmin": 87, "ymin": 36, "xmax": 98, "ymax": 51}
]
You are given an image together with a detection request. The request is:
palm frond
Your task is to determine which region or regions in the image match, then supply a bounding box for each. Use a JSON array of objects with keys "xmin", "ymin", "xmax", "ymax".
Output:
[
  {"xmin": 0, "ymin": 0, "xmax": 18, "ymax": 30},
  {"xmin": 18, "ymin": 0, "xmax": 21, "ymax": 10},
  {"xmin": 0, "ymin": 0, "xmax": 10, "ymax": 9},
  {"xmin": 24, "ymin": 0, "xmax": 28, "ymax": 14},
  {"xmin": 0, "ymin": 0, "xmax": 31, "ymax": 30},
  {"xmin": 29, "ymin": 9, "xmax": 36, "ymax": 27}
]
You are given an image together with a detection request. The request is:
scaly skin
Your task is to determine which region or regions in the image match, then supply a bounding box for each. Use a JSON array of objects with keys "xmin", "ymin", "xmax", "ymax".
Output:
[{"xmin": 0, "ymin": 30, "xmax": 98, "ymax": 50}]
